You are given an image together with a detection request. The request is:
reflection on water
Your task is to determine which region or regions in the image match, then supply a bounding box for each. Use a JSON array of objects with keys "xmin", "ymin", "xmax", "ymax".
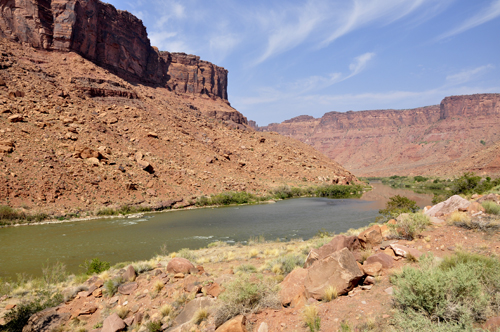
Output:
[{"xmin": 0, "ymin": 184, "xmax": 432, "ymax": 278}]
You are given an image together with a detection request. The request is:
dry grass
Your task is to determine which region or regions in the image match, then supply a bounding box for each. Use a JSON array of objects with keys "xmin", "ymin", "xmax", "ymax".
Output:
[
  {"xmin": 193, "ymin": 308, "xmax": 209, "ymax": 325},
  {"xmin": 322, "ymin": 286, "xmax": 338, "ymax": 302},
  {"xmin": 303, "ymin": 305, "xmax": 321, "ymax": 332},
  {"xmin": 160, "ymin": 304, "xmax": 173, "ymax": 317},
  {"xmin": 248, "ymin": 249, "xmax": 259, "ymax": 258}
]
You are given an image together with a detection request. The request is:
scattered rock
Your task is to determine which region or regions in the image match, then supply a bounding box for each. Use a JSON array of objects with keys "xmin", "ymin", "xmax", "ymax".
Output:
[
  {"xmin": 102, "ymin": 313, "xmax": 126, "ymax": 332},
  {"xmin": 216, "ymin": 315, "xmax": 248, "ymax": 332},
  {"xmin": 279, "ymin": 267, "xmax": 308, "ymax": 306},
  {"xmin": 364, "ymin": 253, "xmax": 395, "ymax": 269},
  {"xmin": 117, "ymin": 282, "xmax": 138, "ymax": 295},
  {"xmin": 358, "ymin": 225, "xmax": 383, "ymax": 249},
  {"xmin": 304, "ymin": 248, "xmax": 363, "ymax": 300},
  {"xmin": 123, "ymin": 265, "xmax": 137, "ymax": 282},
  {"xmin": 21, "ymin": 306, "xmax": 71, "ymax": 332},
  {"xmin": 8, "ymin": 114, "xmax": 23, "ymax": 122},
  {"xmin": 167, "ymin": 258, "xmax": 195, "ymax": 274},
  {"xmin": 304, "ymin": 234, "xmax": 360, "ymax": 268},
  {"xmin": 424, "ymin": 195, "xmax": 471, "ymax": 218},
  {"xmin": 362, "ymin": 262, "xmax": 382, "ymax": 276}
]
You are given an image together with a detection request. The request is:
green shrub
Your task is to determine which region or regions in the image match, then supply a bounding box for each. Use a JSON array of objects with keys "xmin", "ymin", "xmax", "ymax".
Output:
[
  {"xmin": 80, "ymin": 258, "xmax": 110, "ymax": 275},
  {"xmin": 266, "ymin": 254, "xmax": 306, "ymax": 276},
  {"xmin": 96, "ymin": 208, "xmax": 118, "ymax": 216},
  {"xmin": 103, "ymin": 278, "xmax": 122, "ymax": 297},
  {"xmin": 3, "ymin": 291, "xmax": 63, "ymax": 332},
  {"xmin": 414, "ymin": 176, "xmax": 428, "ymax": 183},
  {"xmin": 378, "ymin": 195, "xmax": 419, "ymax": 222},
  {"xmin": 482, "ymin": 201, "xmax": 500, "ymax": 215},
  {"xmin": 235, "ymin": 264, "xmax": 257, "ymax": 273},
  {"xmin": 0, "ymin": 205, "xmax": 49, "ymax": 225},
  {"xmin": 315, "ymin": 185, "xmax": 363, "ymax": 199},
  {"xmin": 391, "ymin": 252, "xmax": 500, "ymax": 330},
  {"xmin": 393, "ymin": 213, "xmax": 431, "ymax": 240},
  {"xmin": 145, "ymin": 320, "xmax": 162, "ymax": 332},
  {"xmin": 214, "ymin": 275, "xmax": 280, "ymax": 327},
  {"xmin": 41, "ymin": 261, "xmax": 67, "ymax": 286},
  {"xmin": 177, "ymin": 248, "xmax": 197, "ymax": 262}
]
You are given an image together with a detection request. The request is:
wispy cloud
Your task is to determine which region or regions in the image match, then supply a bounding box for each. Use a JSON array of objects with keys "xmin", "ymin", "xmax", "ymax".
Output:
[
  {"xmin": 438, "ymin": 0, "xmax": 500, "ymax": 40},
  {"xmin": 446, "ymin": 65, "xmax": 495, "ymax": 85}
]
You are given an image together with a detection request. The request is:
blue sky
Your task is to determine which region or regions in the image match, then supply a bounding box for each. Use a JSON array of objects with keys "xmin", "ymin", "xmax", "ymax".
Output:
[{"xmin": 107, "ymin": 0, "xmax": 500, "ymax": 125}]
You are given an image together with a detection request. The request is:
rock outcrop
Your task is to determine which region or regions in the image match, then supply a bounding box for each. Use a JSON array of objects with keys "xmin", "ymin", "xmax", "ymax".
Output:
[
  {"xmin": 258, "ymin": 94, "xmax": 500, "ymax": 176},
  {"xmin": 0, "ymin": 0, "xmax": 228, "ymax": 101}
]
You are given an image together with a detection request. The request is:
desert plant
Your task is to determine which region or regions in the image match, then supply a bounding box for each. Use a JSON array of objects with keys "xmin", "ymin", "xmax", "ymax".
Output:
[
  {"xmin": 115, "ymin": 306, "xmax": 129, "ymax": 319},
  {"xmin": 322, "ymin": 286, "xmax": 337, "ymax": 302},
  {"xmin": 177, "ymin": 248, "xmax": 197, "ymax": 262},
  {"xmin": 193, "ymin": 308, "xmax": 209, "ymax": 325},
  {"xmin": 482, "ymin": 201, "xmax": 500, "ymax": 215},
  {"xmin": 303, "ymin": 305, "xmax": 321, "ymax": 332},
  {"xmin": 393, "ymin": 212, "xmax": 431, "ymax": 240},
  {"xmin": 266, "ymin": 254, "xmax": 306, "ymax": 276},
  {"xmin": 378, "ymin": 195, "xmax": 419, "ymax": 221},
  {"xmin": 160, "ymin": 304, "xmax": 173, "ymax": 317},
  {"xmin": 41, "ymin": 261, "xmax": 67, "ymax": 286},
  {"xmin": 80, "ymin": 258, "xmax": 110, "ymax": 275},
  {"xmin": 214, "ymin": 274, "xmax": 280, "ymax": 327},
  {"xmin": 236, "ymin": 264, "xmax": 257, "ymax": 273},
  {"xmin": 145, "ymin": 320, "xmax": 162, "ymax": 332},
  {"xmin": 103, "ymin": 278, "xmax": 122, "ymax": 297},
  {"xmin": 391, "ymin": 252, "xmax": 500, "ymax": 330}
]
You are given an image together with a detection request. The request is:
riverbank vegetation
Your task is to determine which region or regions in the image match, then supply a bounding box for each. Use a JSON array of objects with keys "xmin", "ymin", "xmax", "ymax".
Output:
[
  {"xmin": 0, "ymin": 184, "xmax": 367, "ymax": 227},
  {"xmin": 366, "ymin": 173, "xmax": 500, "ymax": 204}
]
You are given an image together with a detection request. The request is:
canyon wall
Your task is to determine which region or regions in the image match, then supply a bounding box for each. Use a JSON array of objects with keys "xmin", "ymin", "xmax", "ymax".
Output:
[
  {"xmin": 0, "ymin": 0, "xmax": 228, "ymax": 100},
  {"xmin": 259, "ymin": 94, "xmax": 500, "ymax": 176}
]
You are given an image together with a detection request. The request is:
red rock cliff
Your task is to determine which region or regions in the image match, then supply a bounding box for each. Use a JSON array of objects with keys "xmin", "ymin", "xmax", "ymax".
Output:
[
  {"xmin": 259, "ymin": 94, "xmax": 500, "ymax": 176},
  {"xmin": 0, "ymin": 0, "xmax": 228, "ymax": 101}
]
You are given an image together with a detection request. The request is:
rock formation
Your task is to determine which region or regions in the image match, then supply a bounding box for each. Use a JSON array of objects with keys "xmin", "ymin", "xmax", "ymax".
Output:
[
  {"xmin": 0, "ymin": 0, "xmax": 228, "ymax": 101},
  {"xmin": 258, "ymin": 94, "xmax": 500, "ymax": 176}
]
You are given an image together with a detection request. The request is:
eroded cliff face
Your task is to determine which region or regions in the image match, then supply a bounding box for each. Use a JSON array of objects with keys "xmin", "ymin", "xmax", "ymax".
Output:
[
  {"xmin": 259, "ymin": 94, "xmax": 500, "ymax": 177},
  {"xmin": 0, "ymin": 0, "xmax": 228, "ymax": 101}
]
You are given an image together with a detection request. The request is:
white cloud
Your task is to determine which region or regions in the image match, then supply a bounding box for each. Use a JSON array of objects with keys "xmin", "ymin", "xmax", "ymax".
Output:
[
  {"xmin": 438, "ymin": 0, "xmax": 500, "ymax": 40},
  {"xmin": 446, "ymin": 65, "xmax": 495, "ymax": 85},
  {"xmin": 348, "ymin": 52, "xmax": 375, "ymax": 77}
]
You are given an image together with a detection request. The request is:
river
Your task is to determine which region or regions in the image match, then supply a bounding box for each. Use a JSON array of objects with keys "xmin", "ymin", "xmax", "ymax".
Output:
[{"xmin": 0, "ymin": 183, "xmax": 432, "ymax": 279}]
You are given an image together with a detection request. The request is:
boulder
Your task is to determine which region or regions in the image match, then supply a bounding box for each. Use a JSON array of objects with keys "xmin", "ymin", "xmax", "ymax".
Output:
[
  {"xmin": 279, "ymin": 267, "xmax": 308, "ymax": 306},
  {"xmin": 117, "ymin": 282, "xmax": 138, "ymax": 295},
  {"xmin": 167, "ymin": 258, "xmax": 195, "ymax": 274},
  {"xmin": 21, "ymin": 306, "xmax": 70, "ymax": 332},
  {"xmin": 123, "ymin": 265, "xmax": 137, "ymax": 282},
  {"xmin": 174, "ymin": 297, "xmax": 216, "ymax": 325},
  {"xmin": 467, "ymin": 201, "xmax": 485, "ymax": 214},
  {"xmin": 364, "ymin": 253, "xmax": 394, "ymax": 269},
  {"xmin": 483, "ymin": 316, "xmax": 500, "ymax": 332},
  {"xmin": 390, "ymin": 244, "xmax": 423, "ymax": 259},
  {"xmin": 424, "ymin": 195, "xmax": 471, "ymax": 218},
  {"xmin": 8, "ymin": 114, "xmax": 23, "ymax": 122},
  {"xmin": 358, "ymin": 225, "xmax": 383, "ymax": 249},
  {"xmin": 304, "ymin": 234, "xmax": 360, "ymax": 268},
  {"xmin": 206, "ymin": 282, "xmax": 222, "ymax": 297},
  {"xmin": 477, "ymin": 193, "xmax": 500, "ymax": 204},
  {"xmin": 216, "ymin": 315, "xmax": 248, "ymax": 332},
  {"xmin": 304, "ymin": 248, "xmax": 363, "ymax": 300},
  {"xmin": 362, "ymin": 262, "xmax": 382, "ymax": 276},
  {"xmin": 102, "ymin": 313, "xmax": 126, "ymax": 332}
]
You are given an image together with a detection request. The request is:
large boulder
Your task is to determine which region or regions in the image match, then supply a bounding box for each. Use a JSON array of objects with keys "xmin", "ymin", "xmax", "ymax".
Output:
[
  {"xmin": 216, "ymin": 315, "xmax": 248, "ymax": 332},
  {"xmin": 102, "ymin": 313, "xmax": 126, "ymax": 332},
  {"xmin": 122, "ymin": 265, "xmax": 137, "ymax": 282},
  {"xmin": 22, "ymin": 306, "xmax": 70, "ymax": 332},
  {"xmin": 167, "ymin": 258, "xmax": 195, "ymax": 274},
  {"xmin": 364, "ymin": 253, "xmax": 394, "ymax": 270},
  {"xmin": 279, "ymin": 267, "xmax": 308, "ymax": 306},
  {"xmin": 425, "ymin": 195, "xmax": 471, "ymax": 217},
  {"xmin": 117, "ymin": 282, "xmax": 138, "ymax": 295},
  {"xmin": 304, "ymin": 248, "xmax": 363, "ymax": 300},
  {"xmin": 358, "ymin": 225, "xmax": 383, "ymax": 249},
  {"xmin": 304, "ymin": 235, "xmax": 360, "ymax": 268}
]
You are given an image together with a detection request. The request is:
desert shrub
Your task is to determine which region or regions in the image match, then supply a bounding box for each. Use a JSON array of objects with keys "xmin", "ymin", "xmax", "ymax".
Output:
[
  {"xmin": 0, "ymin": 205, "xmax": 49, "ymax": 225},
  {"xmin": 117, "ymin": 205, "xmax": 151, "ymax": 215},
  {"xmin": 96, "ymin": 208, "xmax": 118, "ymax": 216},
  {"xmin": 160, "ymin": 304, "xmax": 173, "ymax": 317},
  {"xmin": 193, "ymin": 308, "xmax": 209, "ymax": 325},
  {"xmin": 235, "ymin": 264, "xmax": 257, "ymax": 273},
  {"xmin": 414, "ymin": 176, "xmax": 428, "ymax": 182},
  {"xmin": 103, "ymin": 277, "xmax": 123, "ymax": 297},
  {"xmin": 393, "ymin": 212, "xmax": 431, "ymax": 240},
  {"xmin": 207, "ymin": 241, "xmax": 227, "ymax": 248},
  {"xmin": 3, "ymin": 291, "xmax": 63, "ymax": 332},
  {"xmin": 177, "ymin": 248, "xmax": 197, "ymax": 262},
  {"xmin": 266, "ymin": 254, "xmax": 305, "ymax": 276},
  {"xmin": 80, "ymin": 258, "xmax": 110, "ymax": 275},
  {"xmin": 41, "ymin": 261, "xmax": 67, "ymax": 286},
  {"xmin": 131, "ymin": 261, "xmax": 155, "ymax": 273},
  {"xmin": 271, "ymin": 185, "xmax": 293, "ymax": 199},
  {"xmin": 391, "ymin": 252, "xmax": 500, "ymax": 330},
  {"xmin": 209, "ymin": 192, "xmax": 256, "ymax": 205},
  {"xmin": 303, "ymin": 305, "xmax": 321, "ymax": 332},
  {"xmin": 314, "ymin": 228, "xmax": 332, "ymax": 238},
  {"xmin": 379, "ymin": 195, "xmax": 419, "ymax": 220},
  {"xmin": 482, "ymin": 201, "xmax": 500, "ymax": 215},
  {"xmin": 451, "ymin": 173, "xmax": 482, "ymax": 195},
  {"xmin": 315, "ymin": 184, "xmax": 363, "ymax": 199},
  {"xmin": 214, "ymin": 274, "xmax": 280, "ymax": 327},
  {"xmin": 145, "ymin": 320, "xmax": 162, "ymax": 332}
]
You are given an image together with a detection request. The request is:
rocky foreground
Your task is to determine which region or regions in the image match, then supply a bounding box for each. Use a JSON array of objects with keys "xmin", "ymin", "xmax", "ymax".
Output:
[{"xmin": 1, "ymin": 193, "xmax": 500, "ymax": 332}]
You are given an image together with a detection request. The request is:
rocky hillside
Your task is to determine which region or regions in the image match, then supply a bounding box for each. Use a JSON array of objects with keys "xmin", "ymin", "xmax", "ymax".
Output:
[
  {"xmin": 0, "ymin": 2, "xmax": 357, "ymax": 218},
  {"xmin": 258, "ymin": 94, "xmax": 500, "ymax": 177},
  {"xmin": 0, "ymin": 0, "xmax": 228, "ymax": 100}
]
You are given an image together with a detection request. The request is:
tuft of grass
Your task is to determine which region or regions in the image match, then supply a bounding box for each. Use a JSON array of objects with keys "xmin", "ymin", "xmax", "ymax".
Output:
[
  {"xmin": 193, "ymin": 308, "xmax": 209, "ymax": 325},
  {"xmin": 115, "ymin": 306, "xmax": 129, "ymax": 319},
  {"xmin": 391, "ymin": 252, "xmax": 500, "ymax": 330},
  {"xmin": 153, "ymin": 281, "xmax": 164, "ymax": 292},
  {"xmin": 482, "ymin": 201, "xmax": 500, "ymax": 215},
  {"xmin": 160, "ymin": 304, "xmax": 173, "ymax": 317},
  {"xmin": 322, "ymin": 285, "xmax": 338, "ymax": 302},
  {"xmin": 214, "ymin": 274, "xmax": 280, "ymax": 328},
  {"xmin": 393, "ymin": 213, "xmax": 431, "ymax": 240},
  {"xmin": 236, "ymin": 264, "xmax": 257, "ymax": 274},
  {"xmin": 103, "ymin": 278, "xmax": 123, "ymax": 297},
  {"xmin": 266, "ymin": 254, "xmax": 306, "ymax": 276},
  {"xmin": 145, "ymin": 320, "xmax": 162, "ymax": 332},
  {"xmin": 177, "ymin": 248, "xmax": 197, "ymax": 262},
  {"xmin": 132, "ymin": 261, "xmax": 154, "ymax": 274},
  {"xmin": 447, "ymin": 211, "xmax": 470, "ymax": 224},
  {"xmin": 340, "ymin": 320, "xmax": 353, "ymax": 332},
  {"xmin": 248, "ymin": 249, "xmax": 259, "ymax": 258},
  {"xmin": 303, "ymin": 305, "xmax": 321, "ymax": 332}
]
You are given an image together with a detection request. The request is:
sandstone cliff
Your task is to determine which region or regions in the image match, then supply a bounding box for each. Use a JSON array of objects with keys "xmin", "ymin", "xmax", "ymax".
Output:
[
  {"xmin": 0, "ymin": 0, "xmax": 228, "ymax": 101},
  {"xmin": 259, "ymin": 94, "xmax": 500, "ymax": 177}
]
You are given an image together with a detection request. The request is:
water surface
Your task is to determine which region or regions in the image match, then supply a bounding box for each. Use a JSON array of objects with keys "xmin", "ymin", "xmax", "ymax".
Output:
[{"xmin": 0, "ymin": 184, "xmax": 432, "ymax": 278}]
